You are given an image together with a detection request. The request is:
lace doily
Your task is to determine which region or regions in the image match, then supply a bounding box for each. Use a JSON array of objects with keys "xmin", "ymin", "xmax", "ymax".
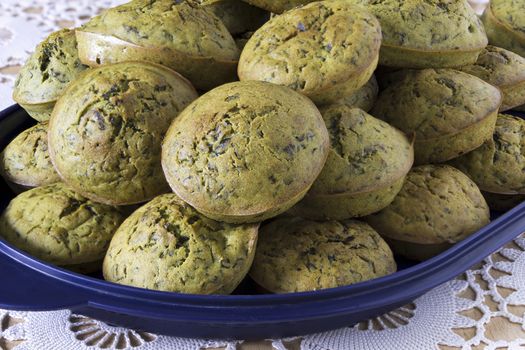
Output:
[{"xmin": 5, "ymin": 1, "xmax": 525, "ymax": 350}]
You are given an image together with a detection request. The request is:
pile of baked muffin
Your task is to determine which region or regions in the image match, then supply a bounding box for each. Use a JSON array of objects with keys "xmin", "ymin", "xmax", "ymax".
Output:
[{"xmin": 1, "ymin": 0, "xmax": 524, "ymax": 294}]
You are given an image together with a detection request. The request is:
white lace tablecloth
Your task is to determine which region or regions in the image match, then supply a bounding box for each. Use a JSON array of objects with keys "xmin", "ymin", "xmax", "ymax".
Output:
[{"xmin": 4, "ymin": 1, "xmax": 525, "ymax": 349}]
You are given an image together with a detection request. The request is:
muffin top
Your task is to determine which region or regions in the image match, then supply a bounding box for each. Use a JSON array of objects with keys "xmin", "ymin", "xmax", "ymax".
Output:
[
  {"xmin": 372, "ymin": 69, "xmax": 501, "ymax": 140},
  {"xmin": 310, "ymin": 106, "xmax": 413, "ymax": 196},
  {"xmin": 459, "ymin": 45, "xmax": 525, "ymax": 87},
  {"xmin": 488, "ymin": 0, "xmax": 525, "ymax": 36},
  {"xmin": 103, "ymin": 194, "xmax": 258, "ymax": 294},
  {"xmin": 1, "ymin": 123, "xmax": 60, "ymax": 188},
  {"xmin": 335, "ymin": 75, "xmax": 378, "ymax": 112},
  {"xmin": 0, "ymin": 183, "xmax": 125, "ymax": 265},
  {"xmin": 48, "ymin": 62, "xmax": 198, "ymax": 205},
  {"xmin": 238, "ymin": 1, "xmax": 381, "ymax": 98},
  {"xmin": 197, "ymin": 0, "xmax": 269, "ymax": 35},
  {"xmin": 450, "ymin": 114, "xmax": 525, "ymax": 194},
  {"xmin": 250, "ymin": 217, "xmax": 396, "ymax": 293},
  {"xmin": 346, "ymin": 0, "xmax": 487, "ymax": 53},
  {"xmin": 366, "ymin": 165, "xmax": 490, "ymax": 244},
  {"xmin": 13, "ymin": 29, "xmax": 88, "ymax": 106},
  {"xmin": 241, "ymin": 0, "xmax": 316, "ymax": 13},
  {"xmin": 162, "ymin": 81, "xmax": 329, "ymax": 221},
  {"xmin": 81, "ymin": 0, "xmax": 239, "ymax": 61}
]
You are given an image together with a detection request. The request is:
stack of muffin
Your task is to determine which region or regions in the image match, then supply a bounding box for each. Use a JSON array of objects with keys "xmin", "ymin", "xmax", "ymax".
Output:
[{"xmin": 0, "ymin": 0, "xmax": 524, "ymax": 294}]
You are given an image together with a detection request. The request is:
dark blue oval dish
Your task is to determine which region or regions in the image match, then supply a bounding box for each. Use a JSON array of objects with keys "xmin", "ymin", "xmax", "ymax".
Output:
[{"xmin": 1, "ymin": 104, "xmax": 524, "ymax": 340}]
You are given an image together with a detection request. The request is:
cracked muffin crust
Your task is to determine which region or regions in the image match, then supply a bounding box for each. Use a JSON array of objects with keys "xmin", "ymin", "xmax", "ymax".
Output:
[
  {"xmin": 76, "ymin": 0, "xmax": 240, "ymax": 90},
  {"xmin": 289, "ymin": 107, "xmax": 413, "ymax": 220},
  {"xmin": 366, "ymin": 165, "xmax": 490, "ymax": 260},
  {"xmin": 458, "ymin": 46, "xmax": 525, "ymax": 111},
  {"xmin": 197, "ymin": 0, "xmax": 269, "ymax": 35},
  {"xmin": 372, "ymin": 69, "xmax": 501, "ymax": 165},
  {"xmin": 482, "ymin": 0, "xmax": 525, "ymax": 57},
  {"xmin": 103, "ymin": 194, "xmax": 258, "ymax": 294},
  {"xmin": 13, "ymin": 29, "xmax": 88, "ymax": 122},
  {"xmin": 162, "ymin": 81, "xmax": 329, "ymax": 224},
  {"xmin": 333, "ymin": 75, "xmax": 378, "ymax": 112},
  {"xmin": 48, "ymin": 61, "xmax": 198, "ymax": 205},
  {"xmin": 450, "ymin": 114, "xmax": 525, "ymax": 195},
  {"xmin": 238, "ymin": 1, "xmax": 381, "ymax": 104},
  {"xmin": 346, "ymin": 0, "xmax": 487, "ymax": 68},
  {"xmin": 241, "ymin": 0, "xmax": 315, "ymax": 13},
  {"xmin": 0, "ymin": 183, "xmax": 125, "ymax": 270},
  {"xmin": 249, "ymin": 217, "xmax": 396, "ymax": 293},
  {"xmin": 0, "ymin": 122, "xmax": 60, "ymax": 192}
]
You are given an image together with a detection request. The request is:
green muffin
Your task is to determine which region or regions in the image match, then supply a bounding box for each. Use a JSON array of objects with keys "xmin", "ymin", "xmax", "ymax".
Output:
[
  {"xmin": 333, "ymin": 75, "xmax": 378, "ymax": 112},
  {"xmin": 197, "ymin": 0, "xmax": 269, "ymax": 35},
  {"xmin": 482, "ymin": 0, "xmax": 525, "ymax": 58},
  {"xmin": 241, "ymin": 0, "xmax": 315, "ymax": 13},
  {"xmin": 372, "ymin": 69, "xmax": 501, "ymax": 165},
  {"xmin": 450, "ymin": 114, "xmax": 525, "ymax": 195},
  {"xmin": 345, "ymin": 0, "xmax": 487, "ymax": 68},
  {"xmin": 250, "ymin": 217, "xmax": 396, "ymax": 293},
  {"xmin": 162, "ymin": 81, "xmax": 329, "ymax": 224},
  {"xmin": 458, "ymin": 46, "xmax": 525, "ymax": 111},
  {"xmin": 289, "ymin": 107, "xmax": 413, "ymax": 220},
  {"xmin": 0, "ymin": 183, "xmax": 125, "ymax": 272},
  {"xmin": 12, "ymin": 29, "xmax": 88, "ymax": 122},
  {"xmin": 366, "ymin": 165, "xmax": 490, "ymax": 260},
  {"xmin": 76, "ymin": 0, "xmax": 240, "ymax": 90},
  {"xmin": 48, "ymin": 62, "xmax": 198, "ymax": 205},
  {"xmin": 238, "ymin": 1, "xmax": 381, "ymax": 104},
  {"xmin": 103, "ymin": 194, "xmax": 258, "ymax": 294},
  {"xmin": 482, "ymin": 191, "xmax": 525, "ymax": 212}
]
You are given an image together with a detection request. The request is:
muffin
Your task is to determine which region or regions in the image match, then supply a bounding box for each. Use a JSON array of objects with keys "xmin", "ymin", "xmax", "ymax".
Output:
[
  {"xmin": 0, "ymin": 123, "xmax": 60, "ymax": 192},
  {"xmin": 238, "ymin": 1, "xmax": 381, "ymax": 104},
  {"xmin": 241, "ymin": 0, "xmax": 315, "ymax": 13},
  {"xmin": 450, "ymin": 114, "xmax": 525, "ymax": 195},
  {"xmin": 76, "ymin": 0, "xmax": 240, "ymax": 90},
  {"xmin": 366, "ymin": 165, "xmax": 491, "ymax": 261},
  {"xmin": 482, "ymin": 0, "xmax": 525, "ymax": 57},
  {"xmin": 458, "ymin": 46, "xmax": 525, "ymax": 111},
  {"xmin": 197, "ymin": 0, "xmax": 269, "ymax": 35},
  {"xmin": 289, "ymin": 107, "xmax": 413, "ymax": 220},
  {"xmin": 482, "ymin": 191, "xmax": 525, "ymax": 212},
  {"xmin": 162, "ymin": 81, "xmax": 329, "ymax": 224},
  {"xmin": 103, "ymin": 194, "xmax": 258, "ymax": 294},
  {"xmin": 0, "ymin": 183, "xmax": 125, "ymax": 272},
  {"xmin": 48, "ymin": 62, "xmax": 198, "ymax": 205},
  {"xmin": 333, "ymin": 75, "xmax": 378, "ymax": 112},
  {"xmin": 346, "ymin": 0, "xmax": 487, "ymax": 68},
  {"xmin": 12, "ymin": 29, "xmax": 88, "ymax": 122},
  {"xmin": 372, "ymin": 69, "xmax": 501, "ymax": 165},
  {"xmin": 249, "ymin": 217, "xmax": 396, "ymax": 293}
]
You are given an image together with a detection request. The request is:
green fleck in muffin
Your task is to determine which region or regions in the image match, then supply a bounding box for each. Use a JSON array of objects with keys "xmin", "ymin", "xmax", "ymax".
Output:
[
  {"xmin": 482, "ymin": 191, "xmax": 525, "ymax": 212},
  {"xmin": 162, "ymin": 81, "xmax": 329, "ymax": 224},
  {"xmin": 372, "ymin": 69, "xmax": 501, "ymax": 165},
  {"xmin": 48, "ymin": 62, "xmax": 198, "ymax": 205},
  {"xmin": 197, "ymin": 0, "xmax": 269, "ymax": 35},
  {"xmin": 346, "ymin": 0, "xmax": 487, "ymax": 68},
  {"xmin": 241, "ymin": 0, "xmax": 315, "ymax": 13},
  {"xmin": 0, "ymin": 122, "xmax": 60, "ymax": 193},
  {"xmin": 366, "ymin": 165, "xmax": 490, "ymax": 261},
  {"xmin": 0, "ymin": 183, "xmax": 125, "ymax": 272},
  {"xmin": 238, "ymin": 1, "xmax": 381, "ymax": 104},
  {"xmin": 76, "ymin": 0, "xmax": 240, "ymax": 90},
  {"xmin": 250, "ymin": 217, "xmax": 396, "ymax": 293},
  {"xmin": 103, "ymin": 194, "xmax": 258, "ymax": 294},
  {"xmin": 458, "ymin": 46, "xmax": 525, "ymax": 111},
  {"xmin": 12, "ymin": 29, "xmax": 88, "ymax": 122},
  {"xmin": 482, "ymin": 0, "xmax": 525, "ymax": 57},
  {"xmin": 332, "ymin": 75, "xmax": 378, "ymax": 112},
  {"xmin": 289, "ymin": 107, "xmax": 413, "ymax": 220},
  {"xmin": 450, "ymin": 114, "xmax": 525, "ymax": 194}
]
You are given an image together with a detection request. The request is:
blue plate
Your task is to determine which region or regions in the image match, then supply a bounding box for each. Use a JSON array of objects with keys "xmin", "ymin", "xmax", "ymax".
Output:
[{"xmin": 0, "ymin": 104, "xmax": 524, "ymax": 340}]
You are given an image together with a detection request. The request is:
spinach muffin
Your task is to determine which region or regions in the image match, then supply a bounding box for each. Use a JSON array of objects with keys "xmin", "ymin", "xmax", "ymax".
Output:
[
  {"xmin": 372, "ymin": 69, "xmax": 501, "ymax": 165},
  {"xmin": 103, "ymin": 194, "xmax": 258, "ymax": 294},
  {"xmin": 238, "ymin": 1, "xmax": 381, "ymax": 104},
  {"xmin": 0, "ymin": 183, "xmax": 125, "ymax": 272},
  {"xmin": 450, "ymin": 114, "xmax": 525, "ymax": 195},
  {"xmin": 48, "ymin": 62, "xmax": 198, "ymax": 205},
  {"xmin": 289, "ymin": 107, "xmax": 413, "ymax": 220},
  {"xmin": 241, "ymin": 0, "xmax": 315, "ymax": 13},
  {"xmin": 162, "ymin": 81, "xmax": 329, "ymax": 224},
  {"xmin": 12, "ymin": 29, "xmax": 88, "ymax": 122},
  {"xmin": 482, "ymin": 191, "xmax": 525, "ymax": 212},
  {"xmin": 333, "ymin": 75, "xmax": 378, "ymax": 112},
  {"xmin": 458, "ymin": 46, "xmax": 525, "ymax": 111},
  {"xmin": 346, "ymin": 0, "xmax": 487, "ymax": 68},
  {"xmin": 366, "ymin": 165, "xmax": 490, "ymax": 260},
  {"xmin": 76, "ymin": 0, "xmax": 240, "ymax": 90},
  {"xmin": 482, "ymin": 0, "xmax": 525, "ymax": 58},
  {"xmin": 0, "ymin": 123, "xmax": 60, "ymax": 192},
  {"xmin": 250, "ymin": 217, "xmax": 396, "ymax": 293},
  {"xmin": 197, "ymin": 0, "xmax": 269, "ymax": 35}
]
